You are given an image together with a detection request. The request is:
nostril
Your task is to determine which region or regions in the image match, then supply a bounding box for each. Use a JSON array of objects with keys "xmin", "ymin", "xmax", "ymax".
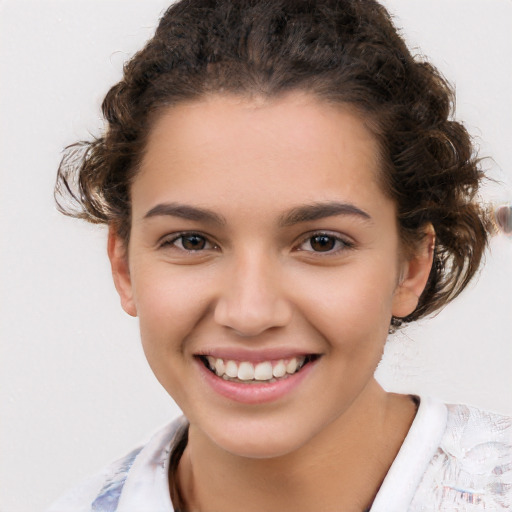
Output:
[{"xmin": 213, "ymin": 297, "xmax": 292, "ymax": 336}]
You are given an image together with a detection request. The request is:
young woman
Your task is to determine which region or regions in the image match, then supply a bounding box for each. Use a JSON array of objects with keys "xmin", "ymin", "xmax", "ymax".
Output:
[{"xmin": 48, "ymin": 0, "xmax": 511, "ymax": 510}]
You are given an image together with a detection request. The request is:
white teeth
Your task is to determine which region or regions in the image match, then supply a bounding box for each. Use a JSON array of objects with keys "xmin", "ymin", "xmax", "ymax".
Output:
[
  {"xmin": 206, "ymin": 356, "xmax": 216, "ymax": 370},
  {"xmin": 225, "ymin": 360, "xmax": 238, "ymax": 378},
  {"xmin": 214, "ymin": 358, "xmax": 225, "ymax": 376},
  {"xmin": 254, "ymin": 361, "xmax": 273, "ymax": 381},
  {"xmin": 272, "ymin": 360, "xmax": 287, "ymax": 378},
  {"xmin": 238, "ymin": 361, "xmax": 255, "ymax": 381},
  {"xmin": 286, "ymin": 358, "xmax": 298, "ymax": 374},
  {"xmin": 202, "ymin": 355, "xmax": 310, "ymax": 382}
]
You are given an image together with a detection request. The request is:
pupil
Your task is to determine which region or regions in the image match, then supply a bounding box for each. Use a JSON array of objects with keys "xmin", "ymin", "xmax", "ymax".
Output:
[
  {"xmin": 182, "ymin": 235, "xmax": 206, "ymax": 250},
  {"xmin": 311, "ymin": 235, "xmax": 335, "ymax": 252}
]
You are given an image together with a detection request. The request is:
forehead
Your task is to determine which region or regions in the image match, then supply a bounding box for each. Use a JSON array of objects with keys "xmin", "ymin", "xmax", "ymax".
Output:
[{"xmin": 133, "ymin": 92, "xmax": 390, "ymax": 220}]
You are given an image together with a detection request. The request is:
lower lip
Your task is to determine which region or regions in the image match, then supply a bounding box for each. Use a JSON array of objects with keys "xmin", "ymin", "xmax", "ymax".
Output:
[{"xmin": 196, "ymin": 358, "xmax": 318, "ymax": 404}]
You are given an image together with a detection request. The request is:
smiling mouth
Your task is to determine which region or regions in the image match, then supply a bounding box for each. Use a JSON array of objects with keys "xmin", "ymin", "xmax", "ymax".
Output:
[{"xmin": 197, "ymin": 354, "xmax": 319, "ymax": 384}]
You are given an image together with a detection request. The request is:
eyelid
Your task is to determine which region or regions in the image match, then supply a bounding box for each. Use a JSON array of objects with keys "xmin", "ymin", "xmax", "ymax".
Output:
[
  {"xmin": 294, "ymin": 230, "xmax": 355, "ymax": 254},
  {"xmin": 157, "ymin": 231, "xmax": 219, "ymax": 252},
  {"xmin": 156, "ymin": 230, "xmax": 354, "ymax": 255}
]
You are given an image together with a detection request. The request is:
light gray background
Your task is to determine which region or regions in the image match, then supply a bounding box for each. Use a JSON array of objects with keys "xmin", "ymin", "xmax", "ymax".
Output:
[{"xmin": 1, "ymin": 1, "xmax": 511, "ymax": 510}]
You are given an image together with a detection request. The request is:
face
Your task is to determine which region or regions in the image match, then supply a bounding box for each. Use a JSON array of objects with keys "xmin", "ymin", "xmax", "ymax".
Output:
[{"xmin": 109, "ymin": 92, "xmax": 431, "ymax": 459}]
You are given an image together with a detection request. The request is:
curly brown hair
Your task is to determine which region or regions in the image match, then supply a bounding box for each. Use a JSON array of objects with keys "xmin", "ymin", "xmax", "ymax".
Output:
[{"xmin": 55, "ymin": 0, "xmax": 491, "ymax": 325}]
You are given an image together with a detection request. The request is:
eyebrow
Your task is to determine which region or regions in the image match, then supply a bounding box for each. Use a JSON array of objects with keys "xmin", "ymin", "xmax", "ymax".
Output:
[
  {"xmin": 143, "ymin": 203, "xmax": 226, "ymax": 225},
  {"xmin": 278, "ymin": 201, "xmax": 372, "ymax": 227},
  {"xmin": 142, "ymin": 201, "xmax": 371, "ymax": 226}
]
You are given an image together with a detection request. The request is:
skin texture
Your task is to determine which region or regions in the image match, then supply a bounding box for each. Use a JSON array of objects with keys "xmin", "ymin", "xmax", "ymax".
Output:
[{"xmin": 108, "ymin": 92, "xmax": 434, "ymax": 511}]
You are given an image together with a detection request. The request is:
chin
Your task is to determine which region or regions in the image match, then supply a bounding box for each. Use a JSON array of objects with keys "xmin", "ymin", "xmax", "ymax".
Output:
[{"xmin": 199, "ymin": 415, "xmax": 322, "ymax": 460}]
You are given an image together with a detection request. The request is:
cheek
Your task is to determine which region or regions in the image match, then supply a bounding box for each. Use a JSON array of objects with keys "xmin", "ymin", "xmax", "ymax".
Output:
[
  {"xmin": 131, "ymin": 264, "xmax": 212, "ymax": 361},
  {"xmin": 291, "ymin": 263, "xmax": 396, "ymax": 346}
]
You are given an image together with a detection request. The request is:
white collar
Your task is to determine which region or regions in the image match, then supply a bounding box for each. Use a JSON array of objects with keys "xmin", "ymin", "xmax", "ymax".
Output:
[
  {"xmin": 116, "ymin": 417, "xmax": 185, "ymax": 512},
  {"xmin": 370, "ymin": 396, "xmax": 448, "ymax": 511},
  {"xmin": 115, "ymin": 397, "xmax": 448, "ymax": 512}
]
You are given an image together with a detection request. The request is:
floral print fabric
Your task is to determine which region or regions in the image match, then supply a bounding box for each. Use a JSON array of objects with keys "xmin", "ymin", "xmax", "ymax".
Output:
[{"xmin": 47, "ymin": 399, "xmax": 512, "ymax": 511}]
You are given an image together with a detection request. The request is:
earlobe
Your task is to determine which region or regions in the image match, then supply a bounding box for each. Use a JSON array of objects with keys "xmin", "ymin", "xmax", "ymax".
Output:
[
  {"xmin": 392, "ymin": 226, "xmax": 435, "ymax": 319},
  {"xmin": 107, "ymin": 228, "xmax": 137, "ymax": 317}
]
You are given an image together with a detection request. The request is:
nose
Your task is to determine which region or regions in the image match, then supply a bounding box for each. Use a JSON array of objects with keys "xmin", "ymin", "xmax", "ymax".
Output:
[{"xmin": 214, "ymin": 250, "xmax": 293, "ymax": 337}]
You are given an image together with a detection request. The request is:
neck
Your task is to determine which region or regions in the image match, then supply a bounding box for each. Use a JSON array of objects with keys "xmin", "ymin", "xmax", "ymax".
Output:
[{"xmin": 176, "ymin": 381, "xmax": 417, "ymax": 512}]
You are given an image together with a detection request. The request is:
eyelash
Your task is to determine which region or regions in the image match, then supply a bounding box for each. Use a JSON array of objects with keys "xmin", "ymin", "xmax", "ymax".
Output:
[
  {"xmin": 158, "ymin": 232, "xmax": 218, "ymax": 252},
  {"xmin": 294, "ymin": 231, "xmax": 355, "ymax": 255},
  {"xmin": 158, "ymin": 231, "xmax": 354, "ymax": 255}
]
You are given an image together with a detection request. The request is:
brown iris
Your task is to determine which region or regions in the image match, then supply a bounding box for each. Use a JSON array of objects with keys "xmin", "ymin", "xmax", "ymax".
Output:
[
  {"xmin": 310, "ymin": 234, "xmax": 336, "ymax": 252},
  {"xmin": 181, "ymin": 234, "xmax": 207, "ymax": 250}
]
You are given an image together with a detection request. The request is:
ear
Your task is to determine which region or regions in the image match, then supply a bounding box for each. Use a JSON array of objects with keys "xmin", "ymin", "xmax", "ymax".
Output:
[
  {"xmin": 107, "ymin": 227, "xmax": 137, "ymax": 317},
  {"xmin": 392, "ymin": 225, "xmax": 435, "ymax": 319}
]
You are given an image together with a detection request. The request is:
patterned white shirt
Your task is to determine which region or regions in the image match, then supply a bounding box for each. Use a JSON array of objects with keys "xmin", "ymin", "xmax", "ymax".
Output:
[{"xmin": 47, "ymin": 397, "xmax": 512, "ymax": 511}]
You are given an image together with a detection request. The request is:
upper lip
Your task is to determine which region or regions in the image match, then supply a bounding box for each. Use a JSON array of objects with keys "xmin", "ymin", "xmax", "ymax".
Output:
[{"xmin": 194, "ymin": 347, "xmax": 320, "ymax": 363}]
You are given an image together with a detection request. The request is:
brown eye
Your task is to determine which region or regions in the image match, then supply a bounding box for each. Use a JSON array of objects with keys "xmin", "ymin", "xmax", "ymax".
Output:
[
  {"xmin": 161, "ymin": 232, "xmax": 215, "ymax": 252},
  {"xmin": 180, "ymin": 234, "xmax": 207, "ymax": 250},
  {"xmin": 296, "ymin": 232, "xmax": 353, "ymax": 255},
  {"xmin": 310, "ymin": 234, "xmax": 336, "ymax": 252}
]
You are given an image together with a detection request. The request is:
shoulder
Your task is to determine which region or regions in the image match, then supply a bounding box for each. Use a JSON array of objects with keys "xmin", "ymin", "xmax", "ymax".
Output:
[
  {"xmin": 411, "ymin": 402, "xmax": 512, "ymax": 510},
  {"xmin": 45, "ymin": 417, "xmax": 187, "ymax": 512},
  {"xmin": 45, "ymin": 446, "xmax": 144, "ymax": 512}
]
